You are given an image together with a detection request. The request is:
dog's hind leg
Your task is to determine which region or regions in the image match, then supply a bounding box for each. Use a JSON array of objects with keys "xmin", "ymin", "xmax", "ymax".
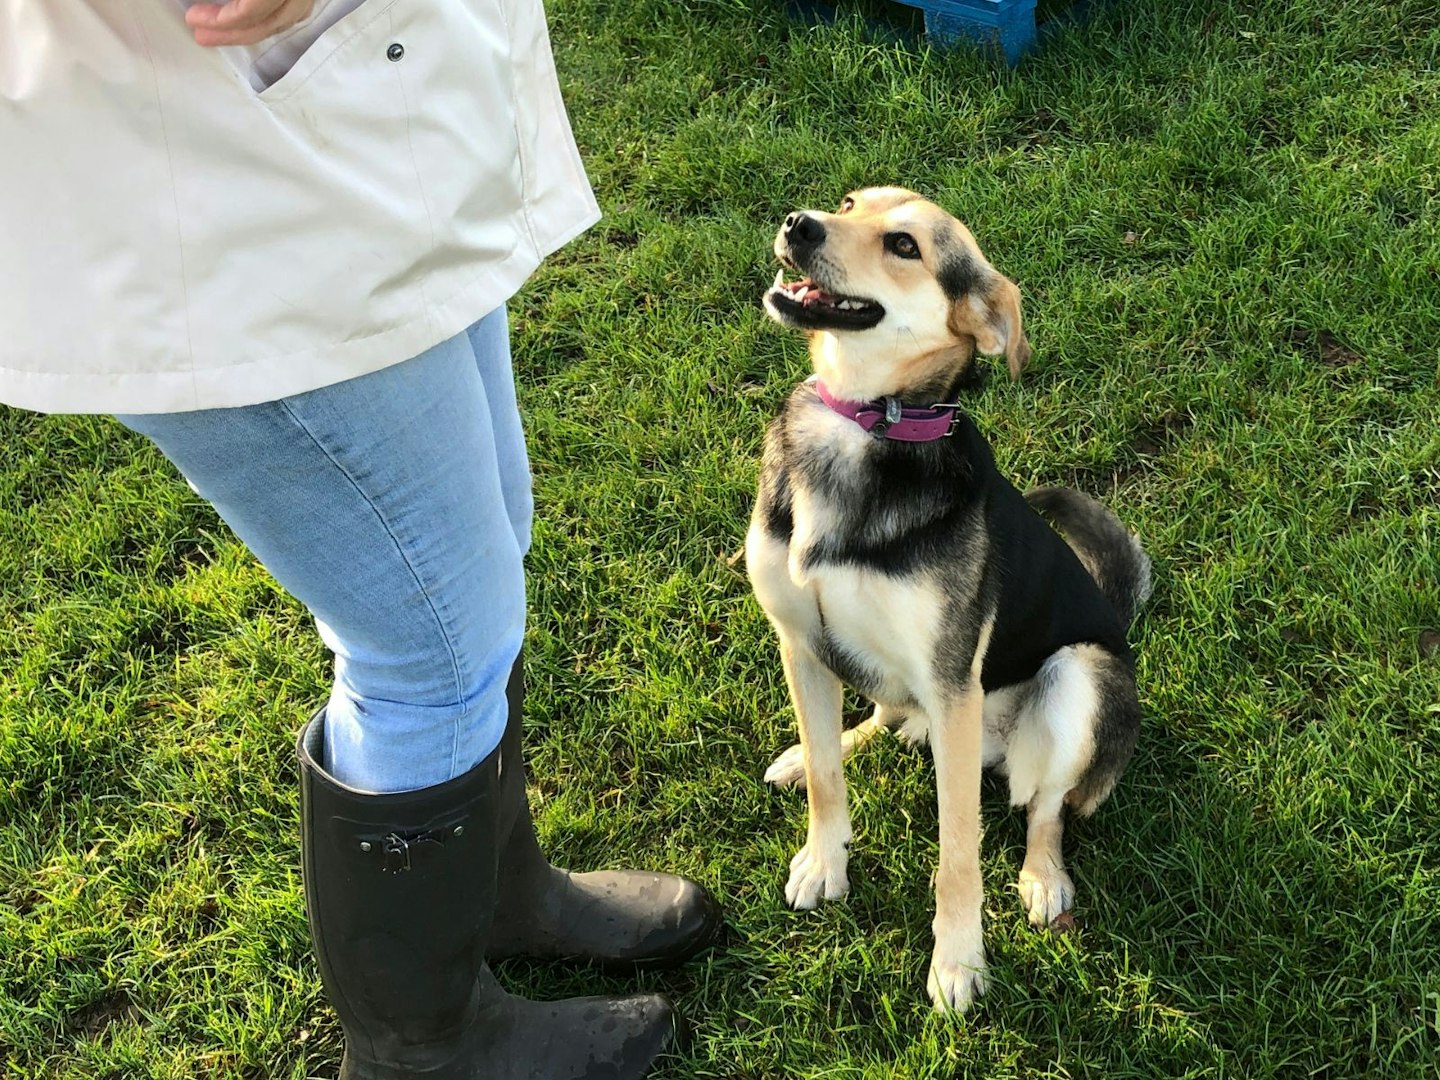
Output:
[
  {"xmin": 764, "ymin": 703, "xmax": 899, "ymax": 789},
  {"xmin": 1017, "ymin": 789, "xmax": 1074, "ymax": 927},
  {"xmin": 778, "ymin": 637, "xmax": 852, "ymax": 909},
  {"xmin": 1009, "ymin": 643, "xmax": 1137, "ymax": 927}
]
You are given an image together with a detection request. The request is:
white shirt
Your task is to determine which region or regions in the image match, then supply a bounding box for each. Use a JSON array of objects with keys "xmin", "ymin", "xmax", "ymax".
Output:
[{"xmin": 0, "ymin": 0, "xmax": 600, "ymax": 413}]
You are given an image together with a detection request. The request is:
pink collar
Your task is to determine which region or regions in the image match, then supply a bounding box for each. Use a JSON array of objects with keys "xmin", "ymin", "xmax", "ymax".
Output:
[{"xmin": 812, "ymin": 378, "xmax": 959, "ymax": 442}]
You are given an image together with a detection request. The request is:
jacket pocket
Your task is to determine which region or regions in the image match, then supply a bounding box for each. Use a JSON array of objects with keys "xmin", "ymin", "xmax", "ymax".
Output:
[
  {"xmin": 250, "ymin": 0, "xmax": 525, "ymax": 262},
  {"xmin": 168, "ymin": 0, "xmax": 526, "ymax": 365},
  {"xmin": 254, "ymin": 0, "xmax": 398, "ymax": 102},
  {"xmin": 200, "ymin": 0, "xmax": 387, "ymax": 94}
]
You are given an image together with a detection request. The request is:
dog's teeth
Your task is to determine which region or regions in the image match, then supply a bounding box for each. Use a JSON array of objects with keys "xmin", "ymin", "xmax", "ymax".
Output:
[
  {"xmin": 774, "ymin": 269, "xmax": 784, "ymax": 288},
  {"xmin": 838, "ymin": 300, "xmax": 852, "ymax": 310}
]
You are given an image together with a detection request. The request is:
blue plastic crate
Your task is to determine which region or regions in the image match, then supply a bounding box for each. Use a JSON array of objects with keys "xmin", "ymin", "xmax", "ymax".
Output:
[
  {"xmin": 786, "ymin": 0, "xmax": 1055, "ymax": 65},
  {"xmin": 910, "ymin": 0, "xmax": 1038, "ymax": 64}
]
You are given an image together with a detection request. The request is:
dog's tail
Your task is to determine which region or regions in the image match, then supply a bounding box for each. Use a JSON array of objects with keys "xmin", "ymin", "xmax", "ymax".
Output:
[{"xmin": 1025, "ymin": 486, "xmax": 1153, "ymax": 627}]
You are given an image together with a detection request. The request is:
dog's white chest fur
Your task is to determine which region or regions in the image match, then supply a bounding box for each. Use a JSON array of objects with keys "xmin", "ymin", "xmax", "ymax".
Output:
[
  {"xmin": 748, "ymin": 482, "xmax": 947, "ymax": 712},
  {"xmin": 812, "ymin": 561, "xmax": 945, "ymax": 708}
]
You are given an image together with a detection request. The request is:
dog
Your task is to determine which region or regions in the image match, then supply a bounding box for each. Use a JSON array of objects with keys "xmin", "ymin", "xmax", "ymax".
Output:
[{"xmin": 745, "ymin": 187, "xmax": 1150, "ymax": 1012}]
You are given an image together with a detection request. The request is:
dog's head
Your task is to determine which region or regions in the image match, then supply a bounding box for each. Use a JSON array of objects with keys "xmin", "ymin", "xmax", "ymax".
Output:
[{"xmin": 763, "ymin": 187, "xmax": 1030, "ymax": 400}]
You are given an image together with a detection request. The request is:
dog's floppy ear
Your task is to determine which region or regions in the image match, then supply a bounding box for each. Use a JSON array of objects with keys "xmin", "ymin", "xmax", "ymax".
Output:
[{"xmin": 951, "ymin": 274, "xmax": 1031, "ymax": 379}]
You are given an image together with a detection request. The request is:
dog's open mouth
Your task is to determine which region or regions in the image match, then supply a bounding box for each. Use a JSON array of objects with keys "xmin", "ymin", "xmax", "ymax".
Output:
[{"xmin": 764, "ymin": 272, "xmax": 885, "ymax": 331}]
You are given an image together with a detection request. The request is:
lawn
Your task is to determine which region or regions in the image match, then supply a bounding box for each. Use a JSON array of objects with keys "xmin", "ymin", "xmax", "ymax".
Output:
[{"xmin": 2, "ymin": 0, "xmax": 1439, "ymax": 1076}]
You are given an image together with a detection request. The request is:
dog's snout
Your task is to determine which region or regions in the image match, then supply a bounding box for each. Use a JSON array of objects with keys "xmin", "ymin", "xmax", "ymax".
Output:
[{"xmin": 783, "ymin": 212, "xmax": 826, "ymax": 249}]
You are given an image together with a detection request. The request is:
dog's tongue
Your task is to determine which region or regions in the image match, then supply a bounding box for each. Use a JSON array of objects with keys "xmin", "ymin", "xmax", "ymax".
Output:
[
  {"xmin": 775, "ymin": 272, "xmax": 859, "ymax": 310},
  {"xmin": 792, "ymin": 280, "xmax": 830, "ymax": 305}
]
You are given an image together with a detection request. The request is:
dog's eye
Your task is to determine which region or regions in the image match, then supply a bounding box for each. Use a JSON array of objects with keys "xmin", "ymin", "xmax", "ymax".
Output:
[
  {"xmin": 839, "ymin": 197, "xmax": 855, "ymax": 214},
  {"xmin": 885, "ymin": 232, "xmax": 921, "ymax": 259}
]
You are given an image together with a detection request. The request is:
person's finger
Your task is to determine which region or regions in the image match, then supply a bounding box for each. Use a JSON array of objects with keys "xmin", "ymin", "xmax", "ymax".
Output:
[
  {"xmin": 186, "ymin": 0, "xmax": 286, "ymax": 32},
  {"xmin": 186, "ymin": 0, "xmax": 312, "ymax": 46}
]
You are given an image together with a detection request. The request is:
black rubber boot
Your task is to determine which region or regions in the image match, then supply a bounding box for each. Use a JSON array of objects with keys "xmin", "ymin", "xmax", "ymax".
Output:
[
  {"xmin": 487, "ymin": 658, "xmax": 723, "ymax": 969},
  {"xmin": 297, "ymin": 714, "xmax": 676, "ymax": 1080}
]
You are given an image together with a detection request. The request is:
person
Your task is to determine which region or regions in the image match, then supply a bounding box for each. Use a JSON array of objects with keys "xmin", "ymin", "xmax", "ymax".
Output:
[{"xmin": 0, "ymin": 2, "xmax": 720, "ymax": 1077}]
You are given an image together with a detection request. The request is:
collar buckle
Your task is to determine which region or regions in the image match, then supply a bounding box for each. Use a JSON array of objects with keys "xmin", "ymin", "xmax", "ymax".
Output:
[
  {"xmin": 870, "ymin": 395, "xmax": 905, "ymax": 438},
  {"xmin": 813, "ymin": 380, "xmax": 960, "ymax": 443}
]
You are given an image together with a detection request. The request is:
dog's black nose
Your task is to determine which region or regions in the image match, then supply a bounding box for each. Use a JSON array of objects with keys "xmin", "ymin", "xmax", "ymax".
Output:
[{"xmin": 783, "ymin": 212, "xmax": 826, "ymax": 250}]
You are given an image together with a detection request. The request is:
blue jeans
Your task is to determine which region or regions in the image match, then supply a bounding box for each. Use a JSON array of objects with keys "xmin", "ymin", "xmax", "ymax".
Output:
[{"xmin": 119, "ymin": 308, "xmax": 527, "ymax": 794}]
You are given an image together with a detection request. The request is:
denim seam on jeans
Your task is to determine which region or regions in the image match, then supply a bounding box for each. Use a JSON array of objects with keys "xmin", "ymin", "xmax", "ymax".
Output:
[{"xmin": 275, "ymin": 397, "xmax": 471, "ymax": 779}]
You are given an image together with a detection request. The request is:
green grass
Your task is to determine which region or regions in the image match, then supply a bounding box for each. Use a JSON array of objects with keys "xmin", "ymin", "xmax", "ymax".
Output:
[{"xmin": 3, "ymin": 0, "xmax": 1440, "ymax": 1075}]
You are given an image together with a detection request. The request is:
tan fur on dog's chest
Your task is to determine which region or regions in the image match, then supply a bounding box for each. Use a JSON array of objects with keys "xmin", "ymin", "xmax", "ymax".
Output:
[
  {"xmin": 811, "ymin": 562, "xmax": 948, "ymax": 710},
  {"xmin": 747, "ymin": 496, "xmax": 950, "ymax": 714}
]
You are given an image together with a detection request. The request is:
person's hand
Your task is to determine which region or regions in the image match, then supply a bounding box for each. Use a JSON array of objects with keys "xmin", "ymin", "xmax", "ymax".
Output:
[{"xmin": 185, "ymin": 0, "xmax": 315, "ymax": 46}]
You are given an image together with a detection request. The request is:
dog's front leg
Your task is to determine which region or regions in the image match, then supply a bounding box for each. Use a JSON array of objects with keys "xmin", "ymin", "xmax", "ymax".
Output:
[
  {"xmin": 927, "ymin": 673, "xmax": 988, "ymax": 1013},
  {"xmin": 778, "ymin": 635, "xmax": 850, "ymax": 909},
  {"xmin": 764, "ymin": 703, "xmax": 897, "ymax": 789}
]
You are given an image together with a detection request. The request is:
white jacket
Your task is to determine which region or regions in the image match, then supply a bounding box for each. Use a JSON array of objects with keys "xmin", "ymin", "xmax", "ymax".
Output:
[{"xmin": 0, "ymin": 0, "xmax": 599, "ymax": 414}]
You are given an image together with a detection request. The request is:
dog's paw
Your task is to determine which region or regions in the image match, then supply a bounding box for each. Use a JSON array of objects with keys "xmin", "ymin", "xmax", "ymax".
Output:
[
  {"xmin": 895, "ymin": 713, "xmax": 930, "ymax": 746},
  {"xmin": 763, "ymin": 743, "xmax": 807, "ymax": 789},
  {"xmin": 927, "ymin": 944, "xmax": 988, "ymax": 1014},
  {"xmin": 784, "ymin": 840, "xmax": 849, "ymax": 909},
  {"xmin": 1018, "ymin": 865, "xmax": 1075, "ymax": 928}
]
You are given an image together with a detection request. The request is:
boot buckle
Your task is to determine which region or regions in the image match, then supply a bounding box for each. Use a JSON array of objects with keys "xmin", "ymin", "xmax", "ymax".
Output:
[
  {"xmin": 382, "ymin": 832, "xmax": 414, "ymax": 873},
  {"xmin": 380, "ymin": 830, "xmax": 452, "ymax": 873},
  {"xmin": 352, "ymin": 815, "xmax": 469, "ymax": 873}
]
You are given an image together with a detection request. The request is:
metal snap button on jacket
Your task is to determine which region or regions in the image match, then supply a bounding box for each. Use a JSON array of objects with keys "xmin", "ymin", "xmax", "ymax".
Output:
[{"xmin": 386, "ymin": 43, "xmax": 405, "ymax": 61}]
